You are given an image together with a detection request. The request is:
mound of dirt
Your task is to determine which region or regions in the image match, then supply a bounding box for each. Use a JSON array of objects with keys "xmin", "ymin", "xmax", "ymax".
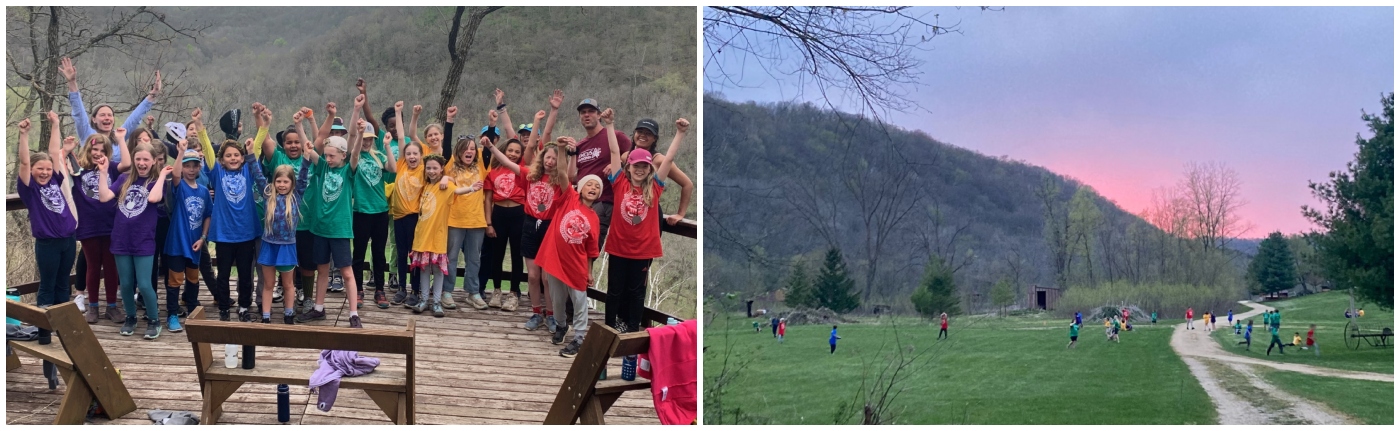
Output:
[
  {"xmin": 778, "ymin": 307, "xmax": 856, "ymax": 325},
  {"xmin": 1090, "ymin": 304, "xmax": 1149, "ymax": 322}
]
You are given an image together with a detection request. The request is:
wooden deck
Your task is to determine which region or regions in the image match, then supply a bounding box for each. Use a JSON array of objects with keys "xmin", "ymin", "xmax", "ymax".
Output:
[{"xmin": 6, "ymin": 282, "xmax": 660, "ymax": 425}]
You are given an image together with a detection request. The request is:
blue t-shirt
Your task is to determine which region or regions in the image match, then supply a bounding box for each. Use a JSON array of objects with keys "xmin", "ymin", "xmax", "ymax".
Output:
[
  {"xmin": 165, "ymin": 179, "xmax": 211, "ymax": 262},
  {"xmin": 1075, "ymin": 312, "xmax": 1082, "ymax": 325},
  {"xmin": 206, "ymin": 160, "xmax": 266, "ymax": 243},
  {"xmin": 829, "ymin": 329, "xmax": 839, "ymax": 344}
]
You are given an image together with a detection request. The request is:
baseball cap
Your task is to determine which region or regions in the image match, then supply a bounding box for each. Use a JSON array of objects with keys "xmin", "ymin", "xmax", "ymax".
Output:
[
  {"xmin": 481, "ymin": 126, "xmax": 499, "ymax": 142},
  {"xmin": 518, "ymin": 123, "xmax": 534, "ymax": 133},
  {"xmin": 180, "ymin": 149, "xmax": 202, "ymax": 164},
  {"xmin": 362, "ymin": 123, "xmax": 376, "ymax": 139},
  {"xmin": 163, "ymin": 122, "xmax": 187, "ymax": 147},
  {"xmin": 331, "ymin": 117, "xmax": 347, "ymax": 131},
  {"xmin": 577, "ymin": 98, "xmax": 599, "ymax": 112},
  {"xmin": 634, "ymin": 118, "xmax": 660, "ymax": 137},
  {"xmin": 627, "ymin": 148, "xmax": 653, "ymax": 166}
]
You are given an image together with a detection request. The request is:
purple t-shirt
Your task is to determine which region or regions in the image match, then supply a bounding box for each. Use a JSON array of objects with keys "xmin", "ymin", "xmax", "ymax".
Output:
[
  {"xmin": 71, "ymin": 160, "xmax": 120, "ymax": 240},
  {"xmin": 16, "ymin": 174, "xmax": 77, "ymax": 239},
  {"xmin": 108, "ymin": 172, "xmax": 160, "ymax": 256},
  {"xmin": 574, "ymin": 128, "xmax": 631, "ymax": 205}
]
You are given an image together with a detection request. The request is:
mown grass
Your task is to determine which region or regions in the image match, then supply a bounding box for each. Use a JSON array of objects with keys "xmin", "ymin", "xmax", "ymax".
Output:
[
  {"xmin": 704, "ymin": 313, "xmax": 1215, "ymax": 424},
  {"xmin": 1210, "ymin": 291, "xmax": 1393, "ymax": 374},
  {"xmin": 1258, "ymin": 368, "xmax": 1395, "ymax": 425}
]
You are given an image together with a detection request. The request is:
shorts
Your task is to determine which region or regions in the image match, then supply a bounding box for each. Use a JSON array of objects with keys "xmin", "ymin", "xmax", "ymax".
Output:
[
  {"xmin": 1070, "ymin": 336, "xmax": 1078, "ymax": 342},
  {"xmin": 521, "ymin": 215, "xmax": 551, "ymax": 259},
  {"xmin": 259, "ymin": 242, "xmax": 299, "ymax": 268},
  {"xmin": 165, "ymin": 254, "xmax": 199, "ymax": 272},
  {"xmin": 296, "ymin": 229, "xmax": 317, "ymax": 269},
  {"xmin": 313, "ymin": 235, "xmax": 353, "ymax": 269}
]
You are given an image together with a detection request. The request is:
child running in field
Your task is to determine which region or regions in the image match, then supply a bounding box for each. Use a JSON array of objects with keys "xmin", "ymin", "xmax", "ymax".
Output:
[
  {"xmin": 1289, "ymin": 332, "xmax": 1302, "ymax": 350},
  {"xmin": 1234, "ymin": 319, "xmax": 1242, "ymax": 335},
  {"xmin": 1305, "ymin": 324, "xmax": 1318, "ymax": 356},
  {"xmin": 777, "ymin": 318, "xmax": 787, "ymax": 343},
  {"xmin": 1266, "ymin": 324, "xmax": 1286, "ymax": 356},
  {"xmin": 830, "ymin": 325, "xmax": 841, "ymax": 354},
  {"xmin": 1107, "ymin": 317, "xmax": 1121, "ymax": 343},
  {"xmin": 1151, "ymin": 311, "xmax": 1157, "ymax": 325},
  {"xmin": 771, "ymin": 316, "xmax": 780, "ymax": 338},
  {"xmin": 1238, "ymin": 319, "xmax": 1253, "ymax": 350},
  {"xmin": 1227, "ymin": 309, "xmax": 1234, "ymax": 327},
  {"xmin": 939, "ymin": 312, "xmax": 949, "ymax": 340},
  {"xmin": 1067, "ymin": 322, "xmax": 1079, "ymax": 349}
]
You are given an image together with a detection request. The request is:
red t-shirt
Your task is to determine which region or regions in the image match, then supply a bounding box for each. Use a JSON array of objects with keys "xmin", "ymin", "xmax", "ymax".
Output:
[
  {"xmin": 1306, "ymin": 329, "xmax": 1315, "ymax": 345},
  {"xmin": 604, "ymin": 172, "xmax": 665, "ymax": 259},
  {"xmin": 521, "ymin": 165, "xmax": 566, "ymax": 221},
  {"xmin": 535, "ymin": 187, "xmax": 600, "ymax": 291},
  {"xmin": 777, "ymin": 322, "xmax": 786, "ymax": 335},
  {"xmin": 940, "ymin": 316, "xmax": 948, "ymax": 329},
  {"xmin": 485, "ymin": 166, "xmax": 526, "ymax": 205},
  {"xmin": 1186, "ymin": 309, "xmax": 1193, "ymax": 319},
  {"xmin": 574, "ymin": 128, "xmax": 631, "ymax": 205}
]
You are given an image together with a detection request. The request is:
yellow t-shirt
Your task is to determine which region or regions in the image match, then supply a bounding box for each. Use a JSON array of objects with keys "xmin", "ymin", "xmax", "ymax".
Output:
[
  {"xmin": 1292, "ymin": 335, "xmax": 1301, "ymax": 345},
  {"xmin": 446, "ymin": 156, "xmax": 488, "ymax": 229},
  {"xmin": 389, "ymin": 158, "xmax": 424, "ymax": 219},
  {"xmin": 411, "ymin": 177, "xmax": 455, "ymax": 254}
]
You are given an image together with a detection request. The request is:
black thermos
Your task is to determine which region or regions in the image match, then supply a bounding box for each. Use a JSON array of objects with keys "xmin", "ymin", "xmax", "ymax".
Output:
[
  {"xmin": 241, "ymin": 345, "xmax": 255, "ymax": 369},
  {"xmin": 277, "ymin": 384, "xmax": 290, "ymax": 423}
]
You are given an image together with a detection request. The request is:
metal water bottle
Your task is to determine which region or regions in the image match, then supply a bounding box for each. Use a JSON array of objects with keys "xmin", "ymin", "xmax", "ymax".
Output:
[
  {"xmin": 242, "ymin": 345, "xmax": 255, "ymax": 369},
  {"xmin": 622, "ymin": 355, "xmax": 638, "ymax": 381},
  {"xmin": 277, "ymin": 384, "xmax": 290, "ymax": 423},
  {"xmin": 224, "ymin": 344, "xmax": 237, "ymax": 368}
]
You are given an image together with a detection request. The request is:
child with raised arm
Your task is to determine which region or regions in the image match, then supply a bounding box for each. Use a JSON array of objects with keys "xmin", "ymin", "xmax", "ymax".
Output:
[
  {"xmin": 295, "ymin": 96, "xmax": 366, "ymax": 328},
  {"xmin": 529, "ymin": 158, "xmax": 606, "ymax": 356},
  {"xmin": 408, "ymin": 150, "xmax": 482, "ymax": 317},
  {"xmin": 387, "ymin": 103, "xmax": 428, "ymax": 308},
  {"xmin": 15, "ymin": 115, "xmax": 80, "ymax": 309},
  {"xmin": 443, "ymin": 108, "xmax": 494, "ymax": 314},
  {"xmin": 162, "ymin": 137, "xmax": 212, "ymax": 333},
  {"xmin": 258, "ymin": 153, "xmax": 313, "ymax": 324},
  {"xmin": 68, "ymin": 124, "xmax": 125, "ymax": 323},
  {"xmin": 97, "ymin": 123, "xmax": 174, "ymax": 339},
  {"xmin": 517, "ymin": 91, "xmax": 570, "ymax": 331},
  {"xmin": 194, "ymin": 105, "xmax": 268, "ymax": 322}
]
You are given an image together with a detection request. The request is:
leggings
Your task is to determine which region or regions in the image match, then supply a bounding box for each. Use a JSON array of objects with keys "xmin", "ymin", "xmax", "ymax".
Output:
[
  {"xmin": 113, "ymin": 254, "xmax": 157, "ymax": 322},
  {"xmin": 152, "ymin": 216, "xmax": 168, "ymax": 292},
  {"xmin": 393, "ymin": 214, "xmax": 420, "ymax": 293},
  {"xmin": 546, "ymin": 271, "xmax": 589, "ymax": 340},
  {"xmin": 938, "ymin": 328, "xmax": 948, "ymax": 339},
  {"xmin": 831, "ymin": 343, "xmax": 837, "ymax": 354},
  {"xmin": 34, "ymin": 237, "xmax": 77, "ymax": 307},
  {"xmin": 445, "ymin": 227, "xmax": 485, "ymax": 295},
  {"xmin": 79, "ymin": 236, "xmax": 120, "ymax": 305},
  {"xmin": 485, "ymin": 204, "xmax": 524, "ymax": 294},
  {"xmin": 418, "ymin": 265, "xmax": 447, "ymax": 303},
  {"xmin": 214, "ymin": 240, "xmax": 257, "ymax": 311},
  {"xmin": 353, "ymin": 211, "xmax": 390, "ymax": 292},
  {"xmin": 606, "ymin": 256, "xmax": 651, "ymax": 333}
]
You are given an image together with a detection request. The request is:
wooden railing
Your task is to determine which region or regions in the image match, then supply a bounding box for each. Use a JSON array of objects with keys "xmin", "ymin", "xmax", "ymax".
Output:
[{"xmin": 6, "ymin": 193, "xmax": 694, "ymax": 326}]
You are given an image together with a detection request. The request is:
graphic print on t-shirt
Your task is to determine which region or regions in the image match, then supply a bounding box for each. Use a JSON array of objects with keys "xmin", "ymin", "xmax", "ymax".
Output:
[
  {"xmin": 82, "ymin": 170, "xmax": 106, "ymax": 200},
  {"xmin": 184, "ymin": 195, "xmax": 205, "ymax": 230},
  {"xmin": 38, "ymin": 182, "xmax": 67, "ymax": 214},
  {"xmin": 119, "ymin": 183, "xmax": 149, "ymax": 218},
  {"xmin": 420, "ymin": 187, "xmax": 438, "ymax": 219},
  {"xmin": 493, "ymin": 172, "xmax": 516, "ymax": 198},
  {"xmin": 359, "ymin": 155, "xmax": 382, "ymax": 186},
  {"xmin": 559, "ymin": 208, "xmax": 590, "ymax": 245},
  {"xmin": 323, "ymin": 170, "xmax": 344, "ymax": 202},
  {"xmin": 577, "ymin": 147, "xmax": 603, "ymax": 165},
  {"xmin": 622, "ymin": 187, "xmax": 648, "ymax": 225},
  {"xmin": 222, "ymin": 170, "xmax": 247, "ymax": 204},
  {"xmin": 528, "ymin": 181, "xmax": 555, "ymax": 213}
]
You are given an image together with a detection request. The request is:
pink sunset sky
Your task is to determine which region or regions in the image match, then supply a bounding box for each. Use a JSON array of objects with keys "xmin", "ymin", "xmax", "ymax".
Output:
[{"xmin": 706, "ymin": 7, "xmax": 1393, "ymax": 238}]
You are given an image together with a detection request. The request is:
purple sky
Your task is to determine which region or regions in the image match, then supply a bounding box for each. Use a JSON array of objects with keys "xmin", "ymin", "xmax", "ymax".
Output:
[{"xmin": 706, "ymin": 7, "xmax": 1394, "ymax": 238}]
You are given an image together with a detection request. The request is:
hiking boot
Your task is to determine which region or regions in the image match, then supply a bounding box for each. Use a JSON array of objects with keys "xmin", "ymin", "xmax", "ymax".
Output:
[
  {"xmin": 218, "ymin": 309, "xmax": 231, "ymax": 321},
  {"xmin": 107, "ymin": 304, "xmax": 125, "ymax": 323},
  {"xmin": 441, "ymin": 294, "xmax": 458, "ymax": 310},
  {"xmin": 551, "ymin": 325, "xmax": 568, "ymax": 345},
  {"xmin": 432, "ymin": 301, "xmax": 445, "ymax": 318},
  {"xmin": 167, "ymin": 315, "xmax": 184, "ymax": 333},
  {"xmin": 295, "ymin": 308, "xmax": 326, "ymax": 323},
  {"xmin": 120, "ymin": 317, "xmax": 138, "ymax": 336},
  {"xmin": 524, "ymin": 313, "xmax": 544, "ymax": 331},
  {"xmin": 348, "ymin": 315, "xmax": 362, "ymax": 329},
  {"xmin": 502, "ymin": 293, "xmax": 519, "ymax": 312},
  {"xmin": 284, "ymin": 314, "xmax": 296, "ymax": 325},
  {"xmin": 391, "ymin": 289, "xmax": 407, "ymax": 305},
  {"xmin": 144, "ymin": 319, "xmax": 162, "ymax": 340},
  {"xmin": 546, "ymin": 315, "xmax": 559, "ymax": 334},
  {"xmin": 559, "ymin": 337, "xmax": 582, "ymax": 358},
  {"xmin": 404, "ymin": 292, "xmax": 421, "ymax": 310},
  {"xmin": 329, "ymin": 274, "xmax": 345, "ymax": 293},
  {"xmin": 74, "ymin": 293, "xmax": 87, "ymax": 312},
  {"xmin": 85, "ymin": 306, "xmax": 98, "ymax": 324},
  {"xmin": 467, "ymin": 295, "xmax": 489, "ymax": 310},
  {"xmin": 273, "ymin": 285, "xmax": 283, "ymax": 302},
  {"xmin": 488, "ymin": 290, "xmax": 503, "ymax": 308},
  {"xmin": 375, "ymin": 290, "xmax": 390, "ymax": 309}
]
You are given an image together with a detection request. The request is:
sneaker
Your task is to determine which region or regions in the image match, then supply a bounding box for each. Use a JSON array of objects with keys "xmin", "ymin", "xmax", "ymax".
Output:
[
  {"xmin": 239, "ymin": 309, "xmax": 256, "ymax": 323},
  {"xmin": 546, "ymin": 315, "xmax": 559, "ymax": 334},
  {"xmin": 432, "ymin": 301, "xmax": 445, "ymax": 318},
  {"xmin": 468, "ymin": 295, "xmax": 489, "ymax": 310},
  {"xmin": 176, "ymin": 305, "xmax": 189, "ymax": 318},
  {"xmin": 107, "ymin": 304, "xmax": 125, "ymax": 323},
  {"xmin": 502, "ymin": 293, "xmax": 519, "ymax": 312},
  {"xmin": 329, "ymin": 274, "xmax": 345, "ymax": 293},
  {"xmin": 404, "ymin": 292, "xmax": 420, "ymax": 310},
  {"xmin": 273, "ymin": 286, "xmax": 283, "ymax": 302},
  {"xmin": 218, "ymin": 309, "xmax": 231, "ymax": 321},
  {"xmin": 119, "ymin": 317, "xmax": 138, "ymax": 336},
  {"xmin": 387, "ymin": 274, "xmax": 400, "ymax": 293},
  {"xmin": 74, "ymin": 293, "xmax": 87, "ymax": 312},
  {"xmin": 391, "ymin": 289, "xmax": 407, "ymax": 305},
  {"xmin": 144, "ymin": 319, "xmax": 162, "ymax": 340},
  {"xmin": 559, "ymin": 337, "xmax": 582, "ymax": 358},
  {"xmin": 348, "ymin": 315, "xmax": 362, "ymax": 329},
  {"xmin": 284, "ymin": 315, "xmax": 295, "ymax": 325},
  {"xmin": 441, "ymin": 294, "xmax": 458, "ymax": 310},
  {"xmin": 410, "ymin": 298, "xmax": 427, "ymax": 314},
  {"xmin": 167, "ymin": 315, "xmax": 184, "ymax": 333},
  {"xmin": 551, "ymin": 325, "xmax": 568, "ymax": 345},
  {"xmin": 488, "ymin": 290, "xmax": 503, "ymax": 308},
  {"xmin": 524, "ymin": 313, "xmax": 544, "ymax": 331},
  {"xmin": 300, "ymin": 298, "xmax": 317, "ymax": 314},
  {"xmin": 85, "ymin": 306, "xmax": 98, "ymax": 324},
  {"xmin": 375, "ymin": 290, "xmax": 390, "ymax": 309},
  {"xmin": 295, "ymin": 308, "xmax": 326, "ymax": 323}
]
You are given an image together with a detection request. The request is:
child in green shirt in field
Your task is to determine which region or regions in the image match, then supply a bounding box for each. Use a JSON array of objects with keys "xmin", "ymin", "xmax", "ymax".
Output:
[
  {"xmin": 1067, "ymin": 322, "xmax": 1079, "ymax": 349},
  {"xmin": 1266, "ymin": 324, "xmax": 1286, "ymax": 356},
  {"xmin": 1234, "ymin": 320, "xmax": 1242, "ymax": 335}
]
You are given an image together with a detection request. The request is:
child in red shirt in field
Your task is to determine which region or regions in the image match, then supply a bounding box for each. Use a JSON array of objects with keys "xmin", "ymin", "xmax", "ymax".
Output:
[
  {"xmin": 938, "ymin": 312, "xmax": 949, "ymax": 340},
  {"xmin": 1305, "ymin": 324, "xmax": 1318, "ymax": 356},
  {"xmin": 777, "ymin": 318, "xmax": 786, "ymax": 343}
]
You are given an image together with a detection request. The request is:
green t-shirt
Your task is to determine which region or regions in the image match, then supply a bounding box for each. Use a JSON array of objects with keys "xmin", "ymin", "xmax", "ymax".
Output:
[
  {"xmin": 1112, "ymin": 320, "xmax": 1121, "ymax": 330},
  {"xmin": 305, "ymin": 157, "xmax": 355, "ymax": 238},
  {"xmin": 351, "ymin": 150, "xmax": 393, "ymax": 214},
  {"xmin": 1069, "ymin": 323, "xmax": 1079, "ymax": 338},
  {"xmin": 266, "ymin": 146, "xmax": 309, "ymax": 231}
]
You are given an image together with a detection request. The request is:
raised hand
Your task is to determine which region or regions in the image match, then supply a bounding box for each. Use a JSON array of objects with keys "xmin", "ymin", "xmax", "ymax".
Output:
[
  {"xmin": 394, "ymin": 101, "xmax": 404, "ymax": 113},
  {"xmin": 534, "ymin": 110, "xmax": 546, "ymax": 123},
  {"xmin": 488, "ymin": 109, "xmax": 498, "ymax": 123},
  {"xmin": 561, "ymin": 136, "xmax": 578, "ymax": 153},
  {"xmin": 494, "ymin": 88, "xmax": 505, "ymax": 105},
  {"xmin": 59, "ymin": 58, "xmax": 78, "ymax": 83},
  {"xmin": 384, "ymin": 132, "xmax": 393, "ymax": 142},
  {"xmin": 115, "ymin": 127, "xmax": 129, "ymax": 141},
  {"xmin": 176, "ymin": 139, "xmax": 189, "ymax": 155},
  {"xmin": 17, "ymin": 118, "xmax": 30, "ymax": 134},
  {"xmin": 145, "ymin": 115, "xmax": 156, "ymax": 130},
  {"xmin": 46, "ymin": 111, "xmax": 59, "ymax": 124},
  {"xmin": 149, "ymin": 70, "xmax": 162, "ymax": 98},
  {"xmin": 446, "ymin": 106, "xmax": 458, "ymax": 122},
  {"xmin": 354, "ymin": 94, "xmax": 366, "ymax": 108},
  {"xmin": 191, "ymin": 107, "xmax": 203, "ymax": 123},
  {"xmin": 600, "ymin": 108, "xmax": 614, "ymax": 126},
  {"xmin": 325, "ymin": 102, "xmax": 337, "ymax": 117},
  {"xmin": 412, "ymin": 105, "xmax": 422, "ymax": 116},
  {"xmin": 300, "ymin": 107, "xmax": 314, "ymax": 119},
  {"xmin": 356, "ymin": 78, "xmax": 366, "ymax": 94},
  {"xmin": 160, "ymin": 165, "xmax": 175, "ymax": 176},
  {"xmin": 479, "ymin": 135, "xmax": 494, "ymax": 150},
  {"xmin": 549, "ymin": 89, "xmax": 563, "ymax": 110},
  {"xmin": 676, "ymin": 118, "xmax": 690, "ymax": 134},
  {"xmin": 292, "ymin": 110, "xmax": 304, "ymax": 122},
  {"xmin": 63, "ymin": 136, "xmax": 78, "ymax": 153}
]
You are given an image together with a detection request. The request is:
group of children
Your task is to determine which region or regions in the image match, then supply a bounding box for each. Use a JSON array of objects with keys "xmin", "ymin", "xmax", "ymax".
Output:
[
  {"xmin": 15, "ymin": 62, "xmax": 692, "ymax": 358},
  {"xmin": 1234, "ymin": 309, "xmax": 1317, "ymax": 356}
]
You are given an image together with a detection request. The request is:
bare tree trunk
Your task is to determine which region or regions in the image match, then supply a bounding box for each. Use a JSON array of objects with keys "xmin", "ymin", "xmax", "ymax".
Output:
[
  {"xmin": 38, "ymin": 7, "xmax": 61, "ymax": 133},
  {"xmin": 436, "ymin": 6, "xmax": 502, "ymax": 122}
]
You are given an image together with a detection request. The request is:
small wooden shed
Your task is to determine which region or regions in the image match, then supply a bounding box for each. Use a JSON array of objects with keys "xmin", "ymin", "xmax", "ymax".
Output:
[{"xmin": 1027, "ymin": 285, "xmax": 1062, "ymax": 311}]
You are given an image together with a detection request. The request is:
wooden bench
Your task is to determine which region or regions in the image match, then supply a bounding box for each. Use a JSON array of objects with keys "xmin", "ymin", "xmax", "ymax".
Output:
[
  {"xmin": 182, "ymin": 306, "xmax": 417, "ymax": 424},
  {"xmin": 544, "ymin": 321, "xmax": 655, "ymax": 425},
  {"xmin": 5, "ymin": 300, "xmax": 137, "ymax": 424}
]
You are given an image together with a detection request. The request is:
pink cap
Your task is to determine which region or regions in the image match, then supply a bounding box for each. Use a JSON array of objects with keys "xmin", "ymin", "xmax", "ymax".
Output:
[{"xmin": 626, "ymin": 148, "xmax": 653, "ymax": 166}]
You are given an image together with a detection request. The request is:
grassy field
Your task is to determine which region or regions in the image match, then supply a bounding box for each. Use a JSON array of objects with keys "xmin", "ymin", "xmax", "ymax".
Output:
[
  {"xmin": 1210, "ymin": 291, "xmax": 1393, "ymax": 374},
  {"xmin": 704, "ymin": 313, "xmax": 1216, "ymax": 424},
  {"xmin": 1259, "ymin": 369, "xmax": 1394, "ymax": 425}
]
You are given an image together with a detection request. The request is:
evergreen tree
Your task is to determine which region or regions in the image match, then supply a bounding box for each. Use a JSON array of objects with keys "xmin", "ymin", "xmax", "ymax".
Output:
[
  {"xmin": 1304, "ymin": 93, "xmax": 1394, "ymax": 309},
  {"xmin": 1248, "ymin": 232, "xmax": 1299, "ymax": 295},
  {"xmin": 911, "ymin": 256, "xmax": 961, "ymax": 318},
  {"xmin": 783, "ymin": 261, "xmax": 817, "ymax": 309},
  {"xmin": 813, "ymin": 247, "xmax": 860, "ymax": 313}
]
